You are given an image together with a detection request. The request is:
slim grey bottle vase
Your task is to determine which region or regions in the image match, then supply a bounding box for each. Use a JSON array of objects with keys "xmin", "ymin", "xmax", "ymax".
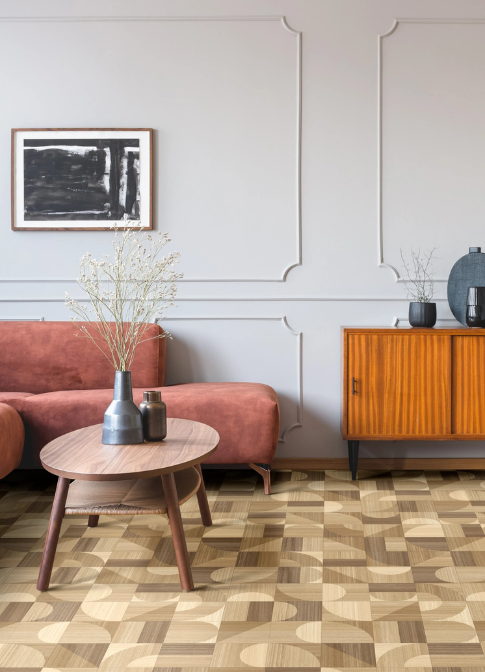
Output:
[{"xmin": 102, "ymin": 371, "xmax": 144, "ymax": 445}]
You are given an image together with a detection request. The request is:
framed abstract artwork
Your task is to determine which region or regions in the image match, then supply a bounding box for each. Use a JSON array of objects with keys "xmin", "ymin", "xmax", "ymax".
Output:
[{"xmin": 11, "ymin": 128, "xmax": 153, "ymax": 230}]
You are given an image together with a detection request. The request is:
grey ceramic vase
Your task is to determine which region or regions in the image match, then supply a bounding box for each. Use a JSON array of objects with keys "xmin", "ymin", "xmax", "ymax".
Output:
[
  {"xmin": 409, "ymin": 302, "xmax": 437, "ymax": 328},
  {"xmin": 102, "ymin": 371, "xmax": 144, "ymax": 445}
]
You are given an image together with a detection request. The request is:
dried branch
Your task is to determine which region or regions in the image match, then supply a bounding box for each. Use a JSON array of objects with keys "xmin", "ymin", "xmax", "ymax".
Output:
[{"xmin": 400, "ymin": 247, "xmax": 436, "ymax": 303}]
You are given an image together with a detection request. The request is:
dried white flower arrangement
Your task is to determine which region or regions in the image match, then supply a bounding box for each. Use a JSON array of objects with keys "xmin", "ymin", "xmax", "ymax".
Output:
[{"xmin": 65, "ymin": 219, "xmax": 182, "ymax": 371}]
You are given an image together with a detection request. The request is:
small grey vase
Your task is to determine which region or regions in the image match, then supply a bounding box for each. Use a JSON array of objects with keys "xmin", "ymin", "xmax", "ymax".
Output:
[{"xmin": 102, "ymin": 370, "xmax": 144, "ymax": 445}]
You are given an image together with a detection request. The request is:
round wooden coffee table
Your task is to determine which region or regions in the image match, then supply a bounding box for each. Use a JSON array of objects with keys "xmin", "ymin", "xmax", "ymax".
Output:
[{"xmin": 38, "ymin": 418, "xmax": 219, "ymax": 593}]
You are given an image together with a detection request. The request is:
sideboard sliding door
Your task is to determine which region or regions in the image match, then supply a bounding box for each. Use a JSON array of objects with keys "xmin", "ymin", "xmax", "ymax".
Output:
[
  {"xmin": 452, "ymin": 336, "xmax": 485, "ymax": 435},
  {"xmin": 347, "ymin": 334, "xmax": 451, "ymax": 437}
]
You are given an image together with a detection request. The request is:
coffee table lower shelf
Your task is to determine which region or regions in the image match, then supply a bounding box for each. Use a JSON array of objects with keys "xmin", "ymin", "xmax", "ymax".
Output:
[{"xmin": 65, "ymin": 466, "xmax": 201, "ymax": 516}]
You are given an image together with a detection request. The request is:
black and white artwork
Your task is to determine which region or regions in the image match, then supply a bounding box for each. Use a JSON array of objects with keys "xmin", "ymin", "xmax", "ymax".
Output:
[{"xmin": 12, "ymin": 129, "xmax": 152, "ymax": 230}]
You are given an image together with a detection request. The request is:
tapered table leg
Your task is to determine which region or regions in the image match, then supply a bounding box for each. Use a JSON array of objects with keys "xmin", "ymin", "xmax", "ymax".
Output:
[
  {"xmin": 37, "ymin": 476, "xmax": 70, "ymax": 591},
  {"xmin": 195, "ymin": 463, "xmax": 212, "ymax": 527},
  {"xmin": 161, "ymin": 472, "xmax": 194, "ymax": 591},
  {"xmin": 88, "ymin": 515, "xmax": 99, "ymax": 528}
]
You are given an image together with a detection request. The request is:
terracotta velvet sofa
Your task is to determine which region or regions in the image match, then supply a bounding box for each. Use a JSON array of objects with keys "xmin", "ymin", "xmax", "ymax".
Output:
[{"xmin": 0, "ymin": 322, "xmax": 279, "ymax": 492}]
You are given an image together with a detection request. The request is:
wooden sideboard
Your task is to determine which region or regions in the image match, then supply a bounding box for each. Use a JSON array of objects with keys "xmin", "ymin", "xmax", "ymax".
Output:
[{"xmin": 342, "ymin": 327, "xmax": 485, "ymax": 479}]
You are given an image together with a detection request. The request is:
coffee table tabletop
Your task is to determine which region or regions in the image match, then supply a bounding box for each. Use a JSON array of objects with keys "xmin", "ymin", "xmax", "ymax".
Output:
[
  {"xmin": 40, "ymin": 418, "xmax": 219, "ymax": 481},
  {"xmin": 37, "ymin": 418, "xmax": 219, "ymax": 593}
]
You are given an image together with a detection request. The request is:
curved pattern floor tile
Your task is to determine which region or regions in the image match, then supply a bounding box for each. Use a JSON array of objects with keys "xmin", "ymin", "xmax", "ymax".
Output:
[{"xmin": 0, "ymin": 468, "xmax": 485, "ymax": 670}]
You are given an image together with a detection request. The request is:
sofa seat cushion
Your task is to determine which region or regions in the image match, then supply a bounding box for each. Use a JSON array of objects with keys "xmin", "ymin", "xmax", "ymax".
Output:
[
  {"xmin": 160, "ymin": 383, "xmax": 279, "ymax": 464},
  {"xmin": 21, "ymin": 383, "xmax": 279, "ymax": 466},
  {"xmin": 0, "ymin": 392, "xmax": 35, "ymax": 413},
  {"xmin": 0, "ymin": 403, "xmax": 25, "ymax": 478}
]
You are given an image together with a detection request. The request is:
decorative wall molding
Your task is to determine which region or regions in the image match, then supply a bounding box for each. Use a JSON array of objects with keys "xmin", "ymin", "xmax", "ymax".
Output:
[
  {"xmin": 175, "ymin": 297, "xmax": 447, "ymax": 302},
  {"xmin": 391, "ymin": 316, "xmax": 457, "ymax": 327},
  {"xmin": 0, "ymin": 317, "xmax": 44, "ymax": 321},
  {"xmin": 280, "ymin": 317, "xmax": 303, "ymax": 441},
  {"xmin": 0, "ymin": 15, "xmax": 292, "ymax": 23},
  {"xmin": 0, "ymin": 14, "xmax": 301, "ymax": 283},
  {"xmin": 377, "ymin": 18, "xmax": 485, "ymax": 284},
  {"xmin": 377, "ymin": 19, "xmax": 400, "ymax": 281},
  {"xmin": 156, "ymin": 315, "xmax": 302, "ymax": 442},
  {"xmin": 0, "ymin": 295, "xmax": 450, "ymax": 303}
]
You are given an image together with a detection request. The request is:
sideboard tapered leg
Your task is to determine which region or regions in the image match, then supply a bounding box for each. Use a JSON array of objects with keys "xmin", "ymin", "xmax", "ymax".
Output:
[{"xmin": 348, "ymin": 441, "xmax": 359, "ymax": 481}]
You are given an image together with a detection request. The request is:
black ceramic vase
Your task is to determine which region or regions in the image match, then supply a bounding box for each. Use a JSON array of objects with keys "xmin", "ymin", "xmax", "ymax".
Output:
[
  {"xmin": 139, "ymin": 390, "xmax": 167, "ymax": 442},
  {"xmin": 409, "ymin": 302, "xmax": 436, "ymax": 328},
  {"xmin": 102, "ymin": 371, "xmax": 144, "ymax": 445}
]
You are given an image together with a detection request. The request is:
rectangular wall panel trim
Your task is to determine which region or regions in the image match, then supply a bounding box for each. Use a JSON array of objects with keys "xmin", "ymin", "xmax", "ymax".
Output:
[{"xmin": 0, "ymin": 15, "xmax": 302, "ymax": 282}]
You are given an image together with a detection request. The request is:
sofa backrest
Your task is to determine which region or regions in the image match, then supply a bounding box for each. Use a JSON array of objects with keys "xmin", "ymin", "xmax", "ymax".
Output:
[{"xmin": 0, "ymin": 321, "xmax": 166, "ymax": 393}]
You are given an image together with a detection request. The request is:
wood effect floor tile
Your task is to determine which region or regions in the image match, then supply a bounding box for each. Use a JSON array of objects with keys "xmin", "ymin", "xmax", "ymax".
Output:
[{"xmin": 1, "ymin": 469, "xmax": 485, "ymax": 670}]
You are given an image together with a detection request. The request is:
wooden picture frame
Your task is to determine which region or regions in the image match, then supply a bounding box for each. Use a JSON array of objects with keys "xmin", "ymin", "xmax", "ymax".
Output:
[{"xmin": 11, "ymin": 128, "xmax": 153, "ymax": 231}]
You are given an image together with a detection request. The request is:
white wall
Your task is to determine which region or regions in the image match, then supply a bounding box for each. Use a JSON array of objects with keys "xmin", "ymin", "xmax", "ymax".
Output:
[{"xmin": 1, "ymin": 0, "xmax": 485, "ymax": 459}]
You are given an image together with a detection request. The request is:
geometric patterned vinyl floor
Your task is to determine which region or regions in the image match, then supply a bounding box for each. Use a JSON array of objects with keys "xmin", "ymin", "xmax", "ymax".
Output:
[{"xmin": 1, "ymin": 468, "xmax": 485, "ymax": 671}]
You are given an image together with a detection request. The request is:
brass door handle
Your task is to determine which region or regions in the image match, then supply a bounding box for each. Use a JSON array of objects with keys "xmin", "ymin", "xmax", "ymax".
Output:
[{"xmin": 352, "ymin": 377, "xmax": 357, "ymax": 395}]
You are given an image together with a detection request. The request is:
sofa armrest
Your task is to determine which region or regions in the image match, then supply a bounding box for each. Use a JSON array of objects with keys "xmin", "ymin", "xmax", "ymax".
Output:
[{"xmin": 0, "ymin": 402, "xmax": 24, "ymax": 479}]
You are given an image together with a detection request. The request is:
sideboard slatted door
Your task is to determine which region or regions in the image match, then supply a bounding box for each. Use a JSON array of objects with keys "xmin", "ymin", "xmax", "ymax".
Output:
[
  {"xmin": 347, "ymin": 334, "xmax": 451, "ymax": 437},
  {"xmin": 452, "ymin": 336, "xmax": 485, "ymax": 435}
]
